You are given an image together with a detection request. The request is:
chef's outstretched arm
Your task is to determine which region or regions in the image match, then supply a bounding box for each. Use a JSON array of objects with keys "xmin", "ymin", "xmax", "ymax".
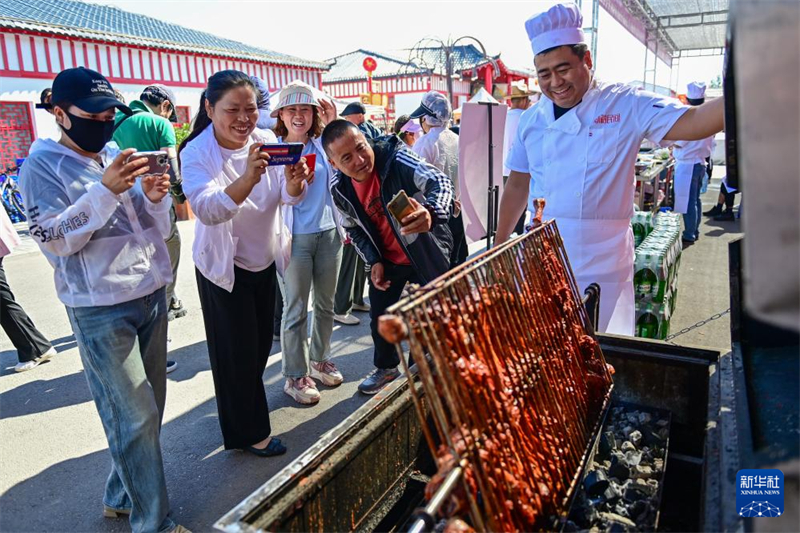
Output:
[
  {"xmin": 663, "ymin": 97, "xmax": 724, "ymax": 141},
  {"xmin": 495, "ymin": 170, "xmax": 531, "ymax": 245}
]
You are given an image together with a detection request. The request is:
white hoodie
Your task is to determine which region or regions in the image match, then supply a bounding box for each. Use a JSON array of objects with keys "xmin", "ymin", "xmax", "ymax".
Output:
[{"xmin": 19, "ymin": 138, "xmax": 172, "ymax": 307}]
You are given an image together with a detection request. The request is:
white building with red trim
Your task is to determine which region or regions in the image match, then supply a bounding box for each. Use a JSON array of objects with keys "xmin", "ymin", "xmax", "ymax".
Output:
[
  {"xmin": 0, "ymin": 0, "xmax": 327, "ymax": 168},
  {"xmin": 323, "ymin": 48, "xmax": 535, "ymax": 123}
]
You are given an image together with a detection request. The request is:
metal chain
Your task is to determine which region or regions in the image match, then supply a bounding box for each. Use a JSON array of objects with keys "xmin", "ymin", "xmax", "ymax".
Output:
[{"xmin": 665, "ymin": 308, "xmax": 731, "ymax": 342}]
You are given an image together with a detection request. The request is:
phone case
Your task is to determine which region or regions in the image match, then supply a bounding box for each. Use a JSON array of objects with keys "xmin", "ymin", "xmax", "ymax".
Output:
[
  {"xmin": 387, "ymin": 190, "xmax": 415, "ymax": 223},
  {"xmin": 260, "ymin": 143, "xmax": 304, "ymax": 166}
]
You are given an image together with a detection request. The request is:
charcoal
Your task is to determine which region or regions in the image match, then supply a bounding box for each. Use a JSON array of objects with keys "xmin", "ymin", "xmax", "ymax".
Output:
[
  {"xmin": 584, "ymin": 470, "xmax": 610, "ymax": 497},
  {"xmin": 637, "ymin": 412, "xmax": 652, "ymax": 425},
  {"xmin": 629, "ymin": 499, "xmax": 651, "ymax": 522},
  {"xmin": 622, "ymin": 425, "xmax": 636, "ymax": 438},
  {"xmin": 600, "ymin": 512, "xmax": 636, "ymax": 528},
  {"xmin": 563, "ymin": 520, "xmax": 579, "ymax": 532},
  {"xmin": 656, "ymin": 418, "xmax": 669, "ymax": 428},
  {"xmin": 620, "ymin": 440, "xmax": 636, "ymax": 453},
  {"xmin": 633, "ymin": 465, "xmax": 654, "ymax": 479},
  {"xmin": 609, "ymin": 455, "xmax": 631, "ymax": 480},
  {"xmin": 625, "ymin": 450, "xmax": 642, "ymax": 466},
  {"xmin": 599, "ymin": 430, "xmax": 616, "ymax": 457},
  {"xmin": 628, "ymin": 430, "xmax": 642, "ymax": 447},
  {"xmin": 603, "ymin": 482, "xmax": 622, "ymax": 503}
]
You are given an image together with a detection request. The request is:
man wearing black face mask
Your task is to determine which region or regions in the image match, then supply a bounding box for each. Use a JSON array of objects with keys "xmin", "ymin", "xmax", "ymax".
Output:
[
  {"xmin": 18, "ymin": 67, "xmax": 188, "ymax": 533},
  {"xmin": 114, "ymin": 84, "xmax": 188, "ymax": 327}
]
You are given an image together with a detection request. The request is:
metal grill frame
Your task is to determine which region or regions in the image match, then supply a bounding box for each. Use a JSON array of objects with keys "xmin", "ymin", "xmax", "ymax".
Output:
[{"xmin": 384, "ymin": 221, "xmax": 614, "ymax": 531}]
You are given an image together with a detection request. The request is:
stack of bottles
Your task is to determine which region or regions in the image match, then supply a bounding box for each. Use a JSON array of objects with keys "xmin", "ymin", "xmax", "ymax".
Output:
[
  {"xmin": 633, "ymin": 212, "xmax": 682, "ymax": 339},
  {"xmin": 631, "ymin": 210, "xmax": 656, "ymax": 247}
]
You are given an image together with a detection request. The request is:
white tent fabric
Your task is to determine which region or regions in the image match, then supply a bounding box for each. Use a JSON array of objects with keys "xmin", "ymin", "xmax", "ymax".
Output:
[{"xmin": 467, "ymin": 88, "xmax": 499, "ymax": 104}]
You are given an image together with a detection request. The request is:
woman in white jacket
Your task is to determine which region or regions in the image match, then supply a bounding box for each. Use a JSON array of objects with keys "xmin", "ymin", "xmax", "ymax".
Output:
[
  {"xmin": 179, "ymin": 70, "xmax": 310, "ymax": 457},
  {"xmin": 272, "ymin": 81, "xmax": 344, "ymax": 405},
  {"xmin": 19, "ymin": 67, "xmax": 184, "ymax": 533}
]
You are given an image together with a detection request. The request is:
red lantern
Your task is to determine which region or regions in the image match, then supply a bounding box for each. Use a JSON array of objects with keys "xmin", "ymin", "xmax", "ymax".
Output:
[{"xmin": 362, "ymin": 57, "xmax": 377, "ymax": 73}]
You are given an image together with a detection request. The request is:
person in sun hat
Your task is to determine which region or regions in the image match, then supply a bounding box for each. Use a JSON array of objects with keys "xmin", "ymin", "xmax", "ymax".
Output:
[
  {"xmin": 496, "ymin": 2, "xmax": 725, "ymax": 336},
  {"xmin": 269, "ymin": 80, "xmax": 348, "ymax": 405},
  {"xmin": 18, "ymin": 67, "xmax": 191, "ymax": 533},
  {"xmin": 409, "ymin": 91, "xmax": 466, "ymax": 267},
  {"xmin": 672, "ymin": 81, "xmax": 716, "ymax": 242}
]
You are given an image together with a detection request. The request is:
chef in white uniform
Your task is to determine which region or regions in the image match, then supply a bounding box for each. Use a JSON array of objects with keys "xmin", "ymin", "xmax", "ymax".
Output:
[
  {"xmin": 496, "ymin": 3, "xmax": 724, "ymax": 335},
  {"xmin": 672, "ymin": 82, "xmax": 715, "ymax": 244}
]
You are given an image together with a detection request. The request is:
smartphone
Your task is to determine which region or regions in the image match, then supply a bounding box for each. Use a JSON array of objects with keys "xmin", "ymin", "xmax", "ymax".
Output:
[
  {"xmin": 303, "ymin": 153, "xmax": 316, "ymax": 169},
  {"xmin": 387, "ymin": 190, "xmax": 415, "ymax": 224},
  {"xmin": 260, "ymin": 143, "xmax": 304, "ymax": 166},
  {"xmin": 126, "ymin": 151, "xmax": 169, "ymax": 177}
]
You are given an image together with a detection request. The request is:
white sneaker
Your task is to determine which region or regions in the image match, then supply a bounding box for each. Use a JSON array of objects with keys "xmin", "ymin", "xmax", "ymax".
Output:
[
  {"xmin": 284, "ymin": 377, "xmax": 321, "ymax": 404},
  {"xmin": 334, "ymin": 313, "xmax": 360, "ymax": 326},
  {"xmin": 352, "ymin": 303, "xmax": 371, "ymax": 312},
  {"xmin": 14, "ymin": 347, "xmax": 56, "ymax": 373},
  {"xmin": 310, "ymin": 360, "xmax": 344, "ymax": 386}
]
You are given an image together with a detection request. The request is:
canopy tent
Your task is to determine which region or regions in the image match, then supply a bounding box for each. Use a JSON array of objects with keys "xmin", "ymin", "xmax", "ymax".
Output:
[{"xmin": 591, "ymin": 0, "xmax": 728, "ymax": 92}]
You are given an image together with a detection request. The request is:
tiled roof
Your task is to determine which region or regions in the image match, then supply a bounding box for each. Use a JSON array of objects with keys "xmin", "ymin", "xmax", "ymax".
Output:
[
  {"xmin": 0, "ymin": 0, "xmax": 327, "ymax": 69},
  {"xmin": 323, "ymin": 49, "xmax": 423, "ymax": 83},
  {"xmin": 407, "ymin": 44, "xmax": 491, "ymax": 75}
]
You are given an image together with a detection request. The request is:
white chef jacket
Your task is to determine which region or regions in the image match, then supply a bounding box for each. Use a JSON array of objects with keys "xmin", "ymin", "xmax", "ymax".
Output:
[
  {"xmin": 503, "ymin": 107, "xmax": 525, "ymax": 176},
  {"xmin": 506, "ymin": 79, "xmax": 688, "ymax": 335},
  {"xmin": 672, "ymin": 136, "xmax": 714, "ymax": 213}
]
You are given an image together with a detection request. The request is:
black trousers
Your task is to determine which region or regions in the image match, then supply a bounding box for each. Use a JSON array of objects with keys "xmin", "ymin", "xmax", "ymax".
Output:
[
  {"xmin": 449, "ymin": 213, "xmax": 468, "ymax": 267},
  {"xmin": 334, "ymin": 242, "xmax": 367, "ymax": 315},
  {"xmin": 0, "ymin": 258, "xmax": 51, "ymax": 362},
  {"xmin": 369, "ymin": 263, "xmax": 421, "ymax": 369},
  {"xmin": 196, "ymin": 265, "xmax": 276, "ymax": 450}
]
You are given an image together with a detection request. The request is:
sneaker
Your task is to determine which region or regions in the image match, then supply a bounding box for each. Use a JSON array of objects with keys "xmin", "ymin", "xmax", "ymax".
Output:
[
  {"xmin": 166, "ymin": 360, "xmax": 178, "ymax": 374},
  {"xmin": 284, "ymin": 377, "xmax": 321, "ymax": 404},
  {"xmin": 103, "ymin": 505, "xmax": 131, "ymax": 518},
  {"xmin": 334, "ymin": 313, "xmax": 360, "ymax": 326},
  {"xmin": 352, "ymin": 303, "xmax": 371, "ymax": 312},
  {"xmin": 310, "ymin": 360, "xmax": 343, "ymax": 386},
  {"xmin": 167, "ymin": 301, "xmax": 188, "ymax": 322},
  {"xmin": 14, "ymin": 347, "xmax": 56, "ymax": 373},
  {"xmin": 358, "ymin": 367, "xmax": 401, "ymax": 395},
  {"xmin": 703, "ymin": 204, "xmax": 723, "ymax": 217},
  {"xmin": 714, "ymin": 210, "xmax": 735, "ymax": 221}
]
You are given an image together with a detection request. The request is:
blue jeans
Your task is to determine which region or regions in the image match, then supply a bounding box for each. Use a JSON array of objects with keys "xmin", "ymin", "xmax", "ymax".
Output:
[
  {"xmin": 682, "ymin": 163, "xmax": 705, "ymax": 241},
  {"xmin": 66, "ymin": 287, "xmax": 174, "ymax": 533},
  {"xmin": 279, "ymin": 229, "xmax": 342, "ymax": 378}
]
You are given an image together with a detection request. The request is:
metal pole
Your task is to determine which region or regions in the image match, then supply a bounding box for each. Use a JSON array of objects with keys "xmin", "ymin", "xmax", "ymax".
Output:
[
  {"xmin": 485, "ymin": 102, "xmax": 495, "ymax": 249},
  {"xmin": 445, "ymin": 46, "xmax": 454, "ymax": 108}
]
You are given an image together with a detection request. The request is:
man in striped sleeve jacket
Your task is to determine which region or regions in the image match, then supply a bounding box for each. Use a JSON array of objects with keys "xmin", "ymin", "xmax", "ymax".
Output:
[{"xmin": 322, "ymin": 119, "xmax": 454, "ymax": 395}]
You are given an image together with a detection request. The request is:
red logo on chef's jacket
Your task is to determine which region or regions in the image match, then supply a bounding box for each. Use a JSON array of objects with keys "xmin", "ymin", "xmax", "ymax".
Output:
[{"xmin": 594, "ymin": 113, "xmax": 621, "ymax": 125}]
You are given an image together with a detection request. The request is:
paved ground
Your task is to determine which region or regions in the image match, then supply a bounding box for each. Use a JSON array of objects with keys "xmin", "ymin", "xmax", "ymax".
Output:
[{"xmin": 0, "ymin": 171, "xmax": 741, "ymax": 532}]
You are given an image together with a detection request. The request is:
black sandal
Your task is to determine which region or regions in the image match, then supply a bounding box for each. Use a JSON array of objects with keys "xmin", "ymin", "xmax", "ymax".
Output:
[{"xmin": 244, "ymin": 438, "xmax": 287, "ymax": 457}]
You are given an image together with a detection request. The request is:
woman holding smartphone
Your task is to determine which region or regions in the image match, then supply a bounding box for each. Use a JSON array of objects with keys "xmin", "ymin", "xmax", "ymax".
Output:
[
  {"xmin": 271, "ymin": 81, "xmax": 344, "ymax": 405},
  {"xmin": 179, "ymin": 71, "xmax": 310, "ymax": 457},
  {"xmin": 19, "ymin": 67, "xmax": 185, "ymax": 533}
]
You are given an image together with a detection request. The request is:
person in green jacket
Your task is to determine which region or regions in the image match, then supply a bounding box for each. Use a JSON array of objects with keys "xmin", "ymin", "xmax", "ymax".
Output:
[{"xmin": 114, "ymin": 85, "xmax": 188, "ymax": 326}]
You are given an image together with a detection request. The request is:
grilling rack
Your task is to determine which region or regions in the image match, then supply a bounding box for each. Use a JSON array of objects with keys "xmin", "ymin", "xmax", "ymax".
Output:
[{"xmin": 379, "ymin": 220, "xmax": 615, "ymax": 532}]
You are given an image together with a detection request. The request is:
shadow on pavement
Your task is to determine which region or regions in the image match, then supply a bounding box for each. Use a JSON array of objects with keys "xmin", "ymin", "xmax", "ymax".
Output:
[{"xmin": 1, "ymin": 338, "xmax": 375, "ymax": 532}]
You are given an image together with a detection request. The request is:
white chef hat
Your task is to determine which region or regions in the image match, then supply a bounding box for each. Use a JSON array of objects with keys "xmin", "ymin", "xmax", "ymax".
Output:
[
  {"xmin": 525, "ymin": 3, "xmax": 585, "ymax": 57},
  {"xmin": 687, "ymin": 81, "xmax": 707, "ymax": 100}
]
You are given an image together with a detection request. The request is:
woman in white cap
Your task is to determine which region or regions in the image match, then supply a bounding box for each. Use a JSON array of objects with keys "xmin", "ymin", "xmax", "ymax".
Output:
[
  {"xmin": 271, "ymin": 81, "xmax": 345, "ymax": 405},
  {"xmin": 496, "ymin": 2, "xmax": 724, "ymax": 335},
  {"xmin": 409, "ymin": 91, "xmax": 465, "ymax": 266},
  {"xmin": 672, "ymin": 82, "xmax": 716, "ymax": 245},
  {"xmin": 179, "ymin": 70, "xmax": 311, "ymax": 457}
]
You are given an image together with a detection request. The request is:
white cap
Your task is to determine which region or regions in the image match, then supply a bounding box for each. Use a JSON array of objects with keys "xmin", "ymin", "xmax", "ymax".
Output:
[
  {"xmin": 687, "ymin": 81, "xmax": 707, "ymax": 100},
  {"xmin": 525, "ymin": 3, "xmax": 585, "ymax": 57}
]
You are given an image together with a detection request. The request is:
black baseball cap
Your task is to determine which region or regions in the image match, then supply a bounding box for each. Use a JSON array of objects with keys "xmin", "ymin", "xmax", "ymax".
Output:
[
  {"xmin": 408, "ymin": 102, "xmax": 434, "ymax": 119},
  {"xmin": 51, "ymin": 67, "xmax": 131, "ymax": 115},
  {"xmin": 141, "ymin": 84, "xmax": 178, "ymax": 122},
  {"xmin": 341, "ymin": 102, "xmax": 367, "ymax": 116}
]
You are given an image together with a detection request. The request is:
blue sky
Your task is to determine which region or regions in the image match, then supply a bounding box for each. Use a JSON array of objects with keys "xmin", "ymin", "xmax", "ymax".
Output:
[{"xmin": 91, "ymin": 0, "xmax": 723, "ymax": 91}]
